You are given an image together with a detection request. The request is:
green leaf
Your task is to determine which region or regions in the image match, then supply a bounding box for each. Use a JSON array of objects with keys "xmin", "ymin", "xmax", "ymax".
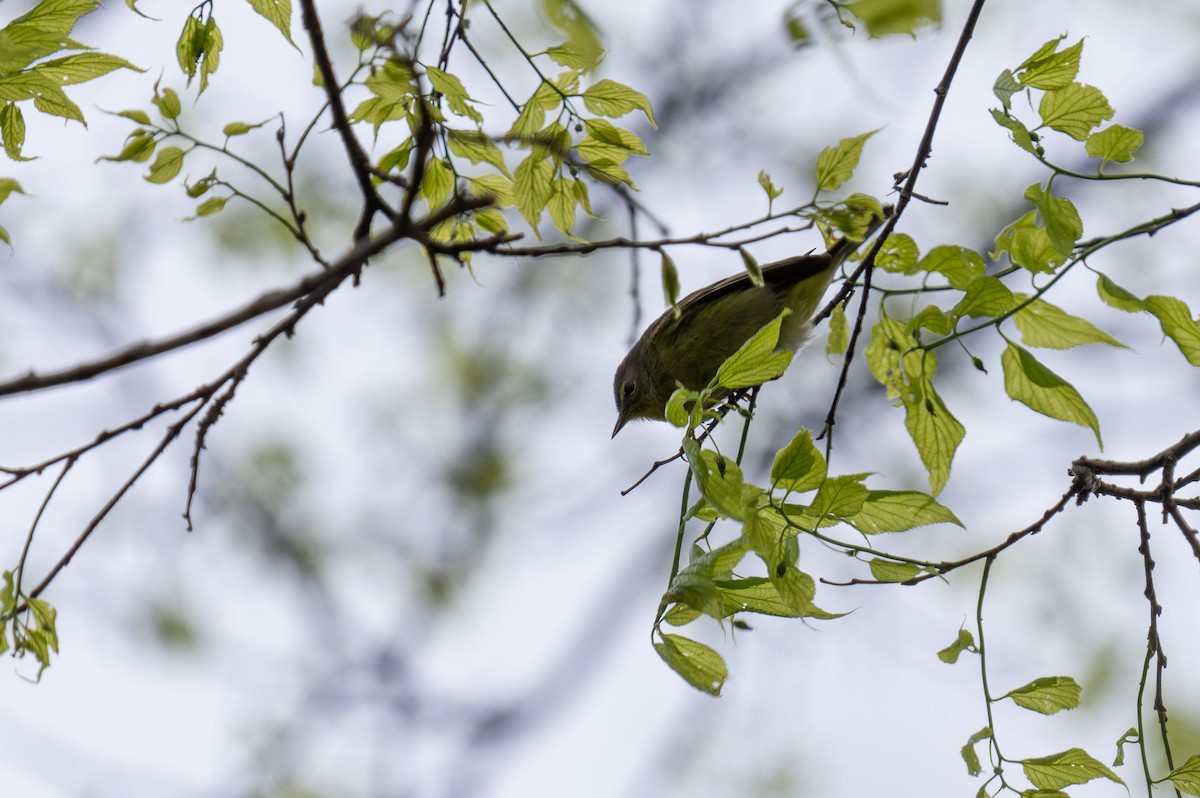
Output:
[
  {"xmin": 1165, "ymin": 755, "xmax": 1200, "ymax": 796},
  {"xmin": 954, "ymin": 275, "xmax": 1017, "ymax": 319},
  {"xmin": 811, "ymin": 474, "xmax": 869, "ymax": 519},
  {"xmin": 188, "ymin": 195, "xmax": 227, "ymax": 218},
  {"xmin": 1002, "ymin": 342, "xmax": 1102, "ymax": 447},
  {"xmin": 1017, "ymin": 37, "xmax": 1082, "ymax": 90},
  {"xmin": 0, "ymin": 177, "xmax": 25, "ymax": 206},
  {"xmin": 1003, "ymin": 676, "xmax": 1082, "ymax": 715},
  {"xmin": 715, "ymin": 577, "xmax": 802, "ymax": 618},
  {"xmin": 1086, "ymin": 124, "xmax": 1143, "ymax": 165},
  {"xmin": 581, "ymin": 157, "xmax": 636, "ymax": 189},
  {"xmin": 99, "ymin": 130, "xmax": 156, "ymax": 163},
  {"xmin": 685, "ymin": 442, "xmax": 761, "ymax": 522},
  {"xmin": 961, "ymin": 726, "xmax": 992, "ymax": 776},
  {"xmin": 993, "ymin": 209, "xmax": 1061, "ymax": 274},
  {"xmin": 512, "ymin": 152, "xmax": 554, "ymax": 234},
  {"xmin": 740, "ymin": 248, "xmax": 763, "ymax": 287},
  {"xmin": 1023, "ymin": 183, "xmax": 1081, "ymax": 257},
  {"xmin": 581, "ymin": 79, "xmax": 656, "ymax": 127},
  {"xmin": 677, "ymin": 538, "xmax": 749, "ymax": 582},
  {"xmin": 1020, "ymin": 748, "xmax": 1123, "ymax": 791},
  {"xmin": 426, "ymin": 65, "xmax": 483, "ymax": 123},
  {"xmin": 849, "ymin": 490, "xmax": 962, "ymax": 534},
  {"xmin": 34, "ymin": 51, "xmax": 142, "ymax": 85},
  {"xmin": 0, "ymin": 0, "xmax": 97, "ymax": 72},
  {"xmin": 418, "ymin": 157, "xmax": 454, "ymax": 208},
  {"xmin": 1013, "ymin": 296, "xmax": 1125, "ymax": 350},
  {"xmin": 757, "ymin": 169, "xmax": 783, "ymax": 203},
  {"xmin": 153, "ymin": 86, "xmax": 181, "ymax": 120},
  {"xmin": 470, "ymin": 173, "xmax": 512, "ymax": 206},
  {"xmin": 245, "ymin": 0, "xmax": 296, "ymax": 47},
  {"xmin": 770, "ymin": 428, "xmax": 827, "ymax": 493},
  {"xmin": 654, "ymin": 633, "xmax": 727, "ymax": 695},
  {"xmin": 660, "ymin": 250, "xmax": 680, "ymax": 314},
  {"xmin": 447, "ymin": 129, "xmax": 509, "ymax": 177},
  {"xmin": 827, "ymin": 302, "xmax": 849, "ymax": 355},
  {"xmin": 868, "ymin": 559, "xmax": 921, "ymax": 582},
  {"xmin": 993, "ymin": 69, "xmax": 1021, "ymax": 110},
  {"xmin": 538, "ymin": 0, "xmax": 603, "ymax": 73},
  {"xmin": 919, "ymin": 245, "xmax": 985, "ymax": 290},
  {"xmin": 907, "ymin": 305, "xmax": 954, "ymax": 336},
  {"xmin": 145, "ymin": 145, "xmax": 184, "ymax": 183},
  {"xmin": 991, "ymin": 108, "xmax": 1038, "ymax": 154},
  {"xmin": 875, "ymin": 232, "xmax": 920, "ymax": 274},
  {"xmin": 1038, "ymin": 83, "xmax": 1114, "ymax": 141},
  {"xmin": 769, "ymin": 563, "xmax": 839, "ymax": 618},
  {"xmin": 939, "ymin": 628, "xmax": 976, "ymax": 664},
  {"xmin": 815, "ymin": 129, "xmax": 877, "ymax": 193},
  {"xmin": 714, "ymin": 310, "xmax": 793, "ymax": 390},
  {"xmin": 0, "ymin": 103, "xmax": 29, "ymax": 160},
  {"xmin": 1144, "ymin": 295, "xmax": 1200, "ymax": 366},
  {"xmin": 222, "ymin": 117, "xmax": 272, "ymax": 139},
  {"xmin": 1112, "ymin": 728, "xmax": 1138, "ymax": 768},
  {"xmin": 546, "ymin": 176, "xmax": 577, "ymax": 234},
  {"xmin": 582, "ymin": 118, "xmax": 648, "ymax": 158},
  {"xmin": 844, "ymin": 0, "xmax": 940, "ymax": 37},
  {"xmin": 1096, "ymin": 273, "xmax": 1144, "ymax": 312},
  {"xmin": 544, "ymin": 42, "xmax": 592, "ymax": 71},
  {"xmin": 115, "ymin": 108, "xmax": 152, "ymax": 124}
]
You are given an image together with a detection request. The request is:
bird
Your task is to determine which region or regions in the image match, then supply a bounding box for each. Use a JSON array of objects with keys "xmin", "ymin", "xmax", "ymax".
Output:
[{"xmin": 611, "ymin": 216, "xmax": 886, "ymax": 438}]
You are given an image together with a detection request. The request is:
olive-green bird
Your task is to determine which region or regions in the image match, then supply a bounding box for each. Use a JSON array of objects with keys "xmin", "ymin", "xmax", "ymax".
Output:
[{"xmin": 612, "ymin": 215, "xmax": 887, "ymax": 437}]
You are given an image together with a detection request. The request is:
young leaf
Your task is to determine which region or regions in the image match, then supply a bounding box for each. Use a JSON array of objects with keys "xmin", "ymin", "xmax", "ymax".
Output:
[
  {"xmin": 660, "ymin": 250, "xmax": 681, "ymax": 313},
  {"xmin": 900, "ymin": 351, "xmax": 964, "ymax": 496},
  {"xmin": 843, "ymin": 0, "xmax": 940, "ymax": 37},
  {"xmin": 714, "ymin": 310, "xmax": 794, "ymax": 390},
  {"xmin": 990, "ymin": 108, "xmax": 1038, "ymax": 154},
  {"xmin": 546, "ymin": 176, "xmax": 577, "ymax": 234},
  {"xmin": 993, "ymin": 69, "xmax": 1021, "ymax": 110},
  {"xmin": 0, "ymin": 177, "xmax": 25, "ymax": 206},
  {"xmin": 1038, "ymin": 83, "xmax": 1114, "ymax": 141},
  {"xmin": 876, "ymin": 232, "xmax": 920, "ymax": 274},
  {"xmin": 757, "ymin": 169, "xmax": 783, "ymax": 203},
  {"xmin": 512, "ymin": 152, "xmax": 554, "ymax": 234},
  {"xmin": 1020, "ymin": 748, "xmax": 1123, "ymax": 790},
  {"xmin": 425, "ymin": 66, "xmax": 483, "ymax": 123},
  {"xmin": 246, "ymin": 0, "xmax": 296, "ymax": 48},
  {"xmin": 153, "ymin": 86, "xmax": 182, "ymax": 120},
  {"xmin": 1144, "ymin": 295, "xmax": 1200, "ymax": 366},
  {"xmin": 954, "ymin": 275, "xmax": 1017, "ymax": 319},
  {"xmin": 939, "ymin": 628, "xmax": 976, "ymax": 664},
  {"xmin": 810, "ymin": 474, "xmax": 869, "ymax": 519},
  {"xmin": 715, "ymin": 577, "xmax": 801, "ymax": 618},
  {"xmin": 1086, "ymin": 124, "xmax": 1143, "ymax": 165},
  {"xmin": 827, "ymin": 302, "xmax": 849, "ymax": 355},
  {"xmin": 1165, "ymin": 755, "xmax": 1200, "ymax": 796},
  {"xmin": 0, "ymin": 104, "xmax": 30, "ymax": 161},
  {"xmin": 770, "ymin": 428, "xmax": 827, "ymax": 493},
  {"xmin": 740, "ymin": 248, "xmax": 764, "ymax": 287},
  {"xmin": 815, "ymin": 129, "xmax": 877, "ymax": 193},
  {"xmin": 1112, "ymin": 728, "xmax": 1138, "ymax": 768},
  {"xmin": 653, "ymin": 633, "xmax": 727, "ymax": 696},
  {"xmin": 960, "ymin": 726, "xmax": 992, "ymax": 776},
  {"xmin": 919, "ymin": 246, "xmax": 985, "ymax": 290},
  {"xmin": 1001, "ymin": 342, "xmax": 1102, "ymax": 447},
  {"xmin": 1002, "ymin": 676, "xmax": 1082, "ymax": 715},
  {"xmin": 868, "ymin": 559, "xmax": 921, "ymax": 582},
  {"xmin": 849, "ymin": 490, "xmax": 962, "ymax": 534},
  {"xmin": 581, "ymin": 79, "xmax": 657, "ymax": 127},
  {"xmin": 418, "ymin": 157, "xmax": 454, "ymax": 208},
  {"xmin": 145, "ymin": 145, "xmax": 184, "ymax": 184},
  {"xmin": 685, "ymin": 441, "xmax": 761, "ymax": 522},
  {"xmin": 1017, "ymin": 38, "xmax": 1082, "ymax": 90},
  {"xmin": 1023, "ymin": 183, "xmax": 1081, "ymax": 257},
  {"xmin": 1013, "ymin": 296, "xmax": 1125, "ymax": 350},
  {"xmin": 993, "ymin": 210, "xmax": 1061, "ymax": 274},
  {"xmin": 1096, "ymin": 273, "xmax": 1144, "ymax": 312}
]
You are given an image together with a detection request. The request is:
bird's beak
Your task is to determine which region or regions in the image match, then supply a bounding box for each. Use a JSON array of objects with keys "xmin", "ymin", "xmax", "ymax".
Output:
[{"xmin": 611, "ymin": 411, "xmax": 630, "ymax": 439}]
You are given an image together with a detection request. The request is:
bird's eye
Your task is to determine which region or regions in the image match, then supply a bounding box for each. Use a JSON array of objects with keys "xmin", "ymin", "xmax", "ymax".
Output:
[{"xmin": 621, "ymin": 382, "xmax": 635, "ymax": 399}]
